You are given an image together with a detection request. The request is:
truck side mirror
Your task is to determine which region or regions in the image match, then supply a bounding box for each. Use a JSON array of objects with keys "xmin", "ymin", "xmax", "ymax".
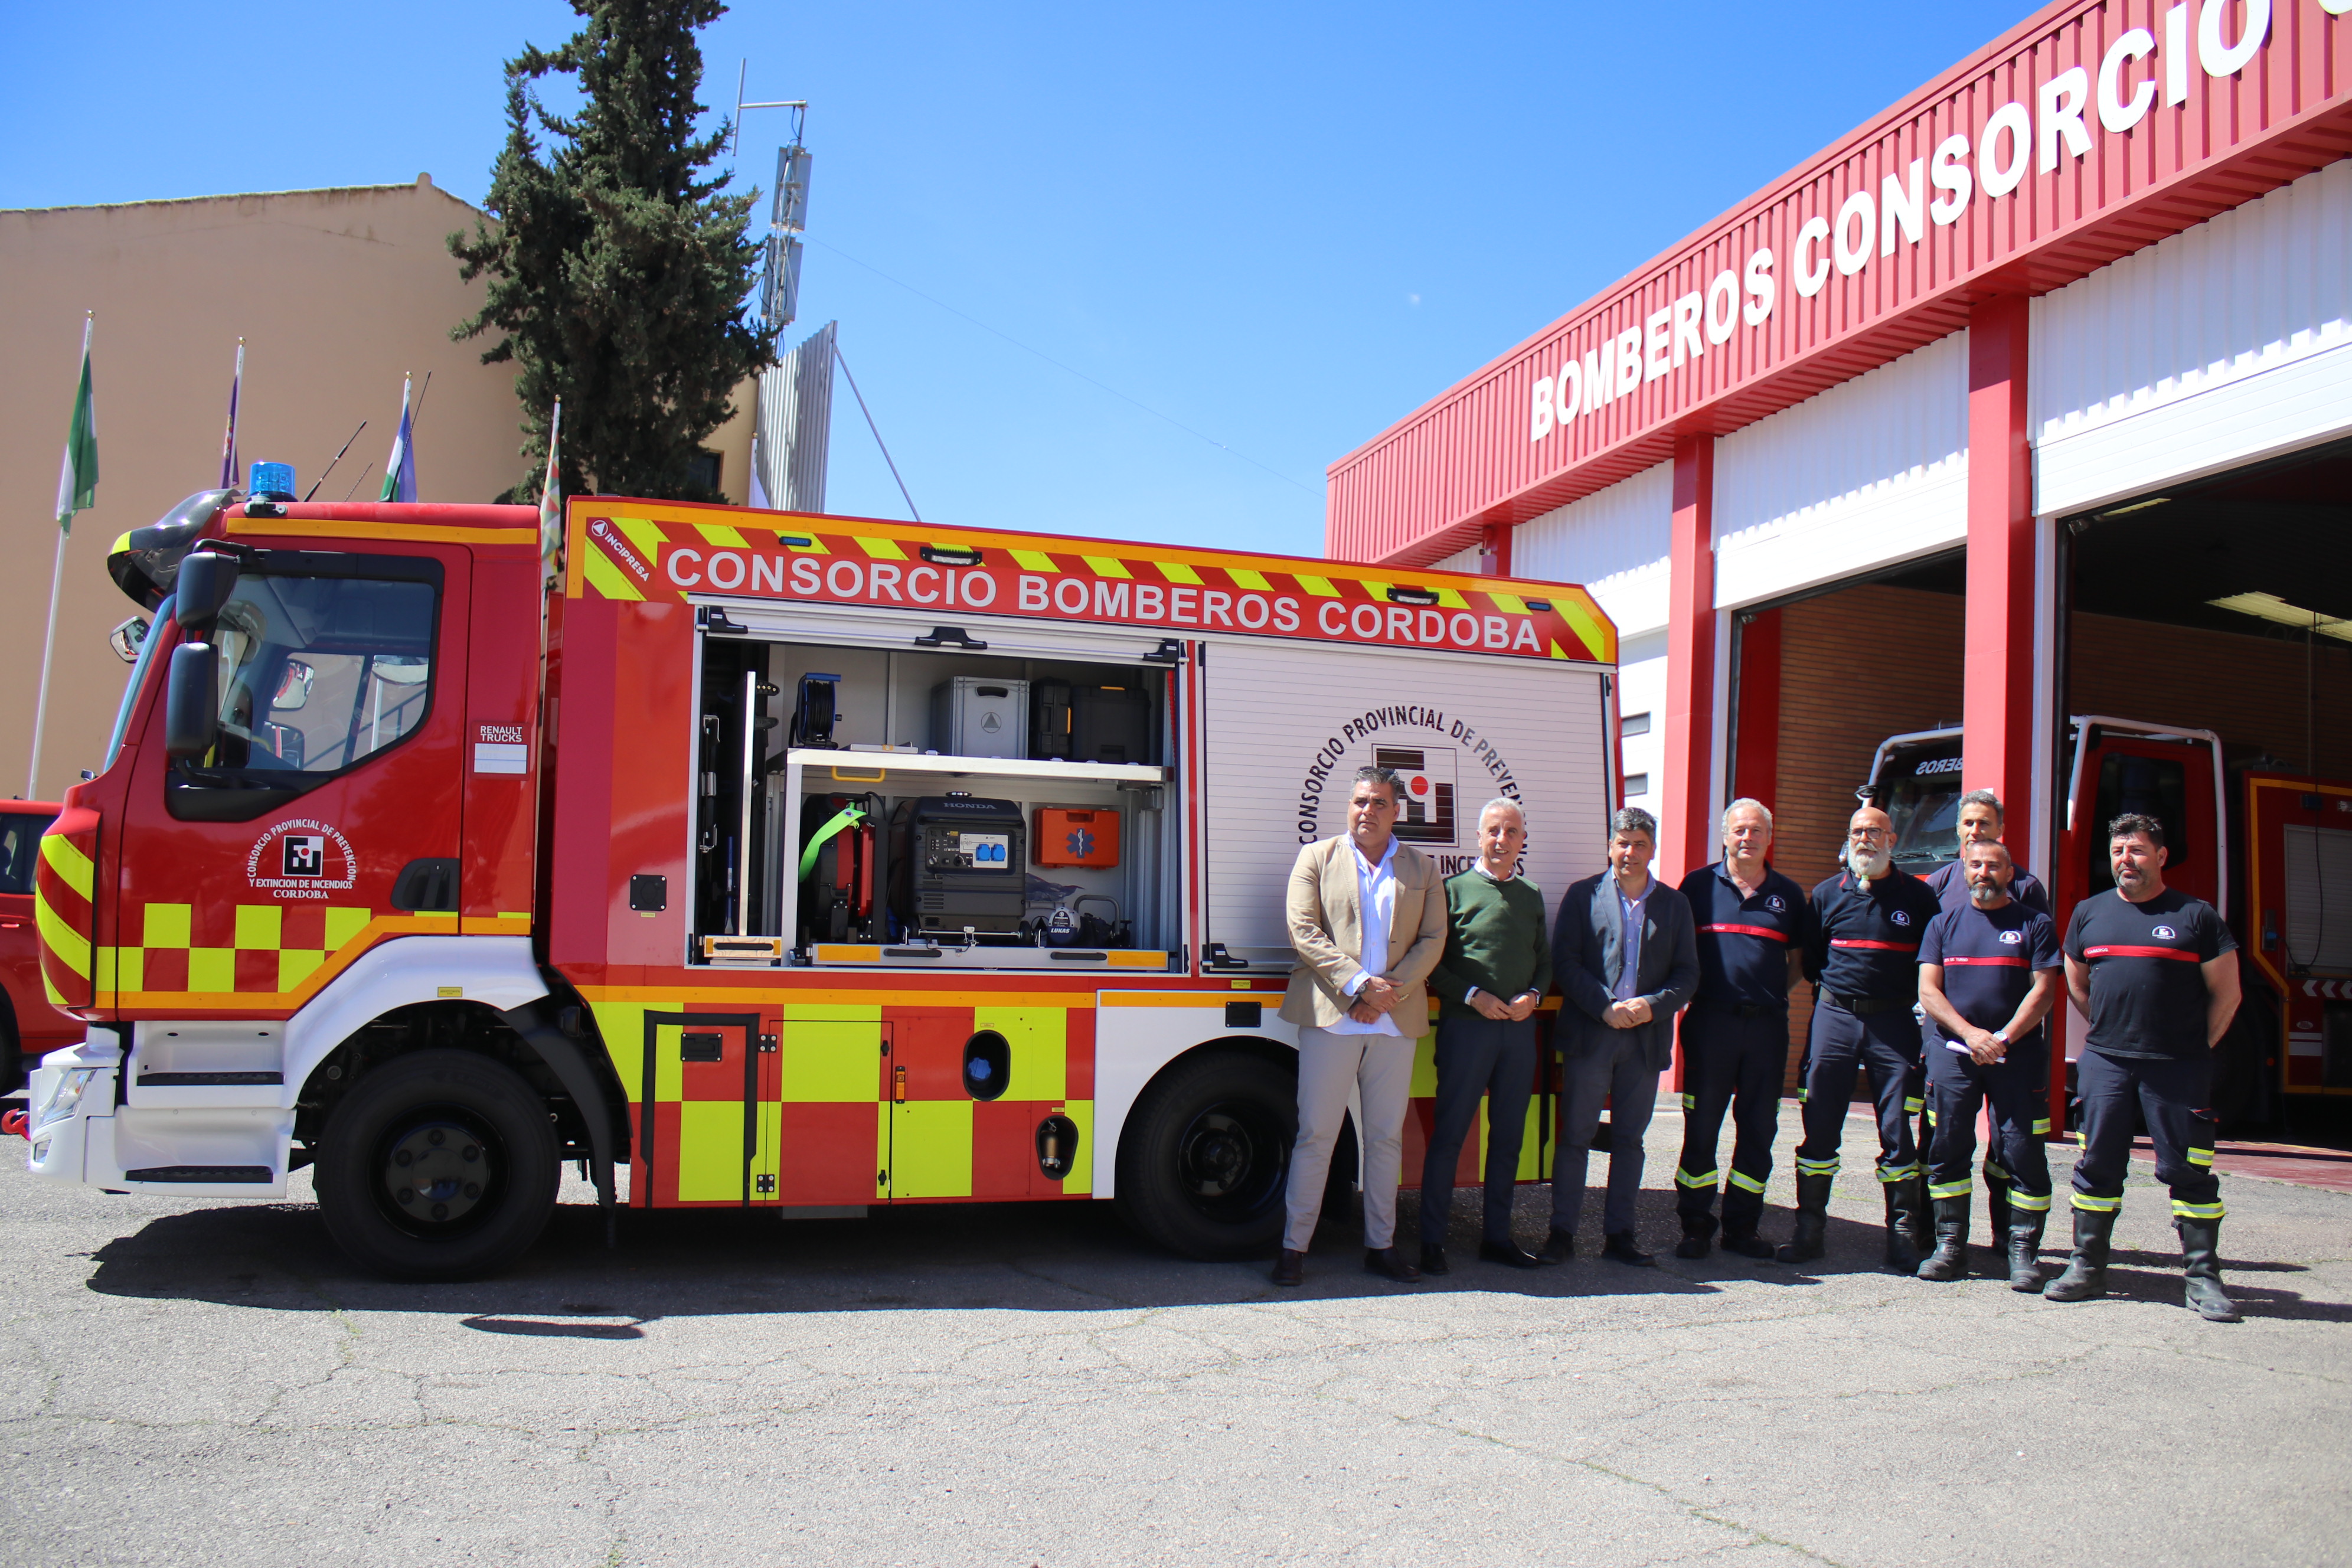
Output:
[
  {"xmin": 164, "ymin": 642, "xmax": 220, "ymax": 760},
  {"xmin": 174, "ymin": 552, "xmax": 240, "ymax": 629}
]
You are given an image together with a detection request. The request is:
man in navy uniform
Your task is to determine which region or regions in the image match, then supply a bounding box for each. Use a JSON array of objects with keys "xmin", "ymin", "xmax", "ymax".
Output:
[
  {"xmin": 1915, "ymin": 838, "xmax": 2061, "ymax": 1287},
  {"xmin": 1671, "ymin": 798, "xmax": 1814, "ymax": 1260},
  {"xmin": 1914, "ymin": 788, "xmax": 2048, "ymax": 1249},
  {"xmin": 2049, "ymin": 814, "xmax": 2243, "ymax": 1321},
  {"xmin": 1783, "ymin": 805, "xmax": 1944, "ymax": 1270}
]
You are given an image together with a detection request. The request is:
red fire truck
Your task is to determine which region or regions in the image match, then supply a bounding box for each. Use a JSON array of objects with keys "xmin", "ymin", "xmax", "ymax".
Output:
[
  {"xmin": 2, "ymin": 799, "xmax": 75, "ymax": 1092},
  {"xmin": 25, "ymin": 489, "xmax": 1616, "ymax": 1278},
  {"xmin": 1870, "ymin": 720, "xmax": 2351, "ymax": 1129}
]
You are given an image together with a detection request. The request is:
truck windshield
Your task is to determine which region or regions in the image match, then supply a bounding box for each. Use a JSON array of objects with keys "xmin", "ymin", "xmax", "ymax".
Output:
[
  {"xmin": 102, "ymin": 594, "xmax": 171, "ymax": 774},
  {"xmin": 1879, "ymin": 747, "xmax": 1965, "ymax": 873}
]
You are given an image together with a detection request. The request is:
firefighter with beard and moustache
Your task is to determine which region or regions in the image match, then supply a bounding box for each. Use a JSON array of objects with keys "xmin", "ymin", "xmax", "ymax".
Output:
[
  {"xmin": 1781, "ymin": 805, "xmax": 1943, "ymax": 1271},
  {"xmin": 2047, "ymin": 814, "xmax": 2243, "ymax": 1321},
  {"xmin": 1913, "ymin": 839, "xmax": 2061, "ymax": 1288}
]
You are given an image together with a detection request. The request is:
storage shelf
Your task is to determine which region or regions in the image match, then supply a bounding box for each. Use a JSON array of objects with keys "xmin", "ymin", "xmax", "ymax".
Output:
[
  {"xmin": 786, "ymin": 749, "xmax": 1166, "ymax": 786},
  {"xmin": 804, "ymin": 943, "xmax": 1172, "ymax": 972}
]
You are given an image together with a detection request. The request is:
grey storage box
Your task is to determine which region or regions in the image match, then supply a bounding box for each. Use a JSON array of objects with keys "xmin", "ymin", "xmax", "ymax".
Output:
[{"xmin": 931, "ymin": 677, "xmax": 1028, "ymax": 759}]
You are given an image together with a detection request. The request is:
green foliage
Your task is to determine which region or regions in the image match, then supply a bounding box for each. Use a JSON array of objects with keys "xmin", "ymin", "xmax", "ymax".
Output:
[{"xmin": 451, "ymin": 0, "xmax": 775, "ymax": 502}]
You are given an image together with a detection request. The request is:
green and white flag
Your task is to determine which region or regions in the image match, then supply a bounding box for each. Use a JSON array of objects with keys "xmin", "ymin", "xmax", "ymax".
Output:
[{"xmin": 54, "ymin": 315, "xmax": 97, "ymax": 533}]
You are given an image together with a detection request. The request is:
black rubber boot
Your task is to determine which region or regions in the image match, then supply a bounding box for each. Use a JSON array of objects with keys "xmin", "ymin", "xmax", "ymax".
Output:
[
  {"xmin": 2042, "ymin": 1207, "xmax": 2116, "ymax": 1302},
  {"xmin": 1882, "ymin": 1180, "xmax": 1923, "ymax": 1274},
  {"xmin": 1905, "ymin": 1171, "xmax": 1933, "ymax": 1256},
  {"xmin": 2006, "ymin": 1210, "xmax": 2047, "ymax": 1292},
  {"xmin": 1775, "ymin": 1172, "xmax": 1832, "ymax": 1263},
  {"xmin": 1914, "ymin": 1195, "xmax": 1971, "ymax": 1281},
  {"xmin": 1982, "ymin": 1165, "xmax": 2012, "ymax": 1272},
  {"xmin": 1673, "ymin": 1212, "xmax": 1716, "ymax": 1260},
  {"xmin": 2178, "ymin": 1217, "xmax": 2239, "ymax": 1322}
]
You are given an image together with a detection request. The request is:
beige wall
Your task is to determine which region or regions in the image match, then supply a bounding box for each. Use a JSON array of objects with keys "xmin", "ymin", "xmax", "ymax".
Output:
[{"xmin": 0, "ymin": 178, "xmax": 535, "ymax": 800}]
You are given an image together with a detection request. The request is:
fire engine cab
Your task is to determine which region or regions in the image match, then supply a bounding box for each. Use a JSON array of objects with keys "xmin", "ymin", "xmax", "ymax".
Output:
[{"xmin": 27, "ymin": 488, "xmax": 1616, "ymax": 1279}]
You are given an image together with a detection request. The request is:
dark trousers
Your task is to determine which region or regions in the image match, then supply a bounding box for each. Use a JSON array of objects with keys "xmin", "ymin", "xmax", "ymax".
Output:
[
  {"xmin": 1417, "ymin": 1015, "xmax": 1537, "ymax": 1245},
  {"xmin": 1673, "ymin": 1004, "xmax": 1789, "ymax": 1237},
  {"xmin": 2071, "ymin": 1048, "xmax": 2223, "ymax": 1220},
  {"xmin": 1794, "ymin": 998, "xmax": 1924, "ymax": 1185},
  {"xmin": 1924, "ymin": 1038, "xmax": 2052, "ymax": 1211},
  {"xmin": 1555, "ymin": 1032, "xmax": 1660, "ymax": 1236}
]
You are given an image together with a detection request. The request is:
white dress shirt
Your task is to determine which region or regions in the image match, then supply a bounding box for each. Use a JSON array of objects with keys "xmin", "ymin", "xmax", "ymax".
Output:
[{"xmin": 1328, "ymin": 834, "xmax": 1402, "ymax": 1037}]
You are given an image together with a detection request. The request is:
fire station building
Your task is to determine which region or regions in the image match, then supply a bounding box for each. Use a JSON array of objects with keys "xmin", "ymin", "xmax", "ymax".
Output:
[{"xmin": 1327, "ymin": 1, "xmax": 2352, "ymax": 1087}]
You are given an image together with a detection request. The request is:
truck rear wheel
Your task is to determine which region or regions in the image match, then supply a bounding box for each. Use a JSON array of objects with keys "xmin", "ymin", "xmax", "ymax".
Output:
[
  {"xmin": 1114, "ymin": 1050, "xmax": 1295, "ymax": 1260},
  {"xmin": 315, "ymin": 1049, "xmax": 559, "ymax": 1281}
]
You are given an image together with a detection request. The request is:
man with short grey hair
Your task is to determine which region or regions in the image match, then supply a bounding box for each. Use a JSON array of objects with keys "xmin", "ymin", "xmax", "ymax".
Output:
[
  {"xmin": 1546, "ymin": 806, "xmax": 1699, "ymax": 1265},
  {"xmin": 1671, "ymin": 797, "xmax": 1813, "ymax": 1259},
  {"xmin": 1417, "ymin": 796, "xmax": 1551, "ymax": 1273},
  {"xmin": 1275, "ymin": 765, "xmax": 1448, "ymax": 1286}
]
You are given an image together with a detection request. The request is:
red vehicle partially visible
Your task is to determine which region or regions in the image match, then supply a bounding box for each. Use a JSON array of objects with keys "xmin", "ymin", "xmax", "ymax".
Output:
[{"xmin": 1, "ymin": 801, "xmax": 74, "ymax": 1093}]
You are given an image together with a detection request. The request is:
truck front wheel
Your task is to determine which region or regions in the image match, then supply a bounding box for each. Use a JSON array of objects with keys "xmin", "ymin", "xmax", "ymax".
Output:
[
  {"xmin": 315, "ymin": 1049, "xmax": 560, "ymax": 1280},
  {"xmin": 1114, "ymin": 1050, "xmax": 1295, "ymax": 1260}
]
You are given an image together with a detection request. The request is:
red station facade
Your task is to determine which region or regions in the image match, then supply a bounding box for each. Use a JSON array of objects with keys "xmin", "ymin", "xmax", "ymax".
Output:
[{"xmin": 1329, "ymin": 0, "xmax": 2352, "ymax": 1119}]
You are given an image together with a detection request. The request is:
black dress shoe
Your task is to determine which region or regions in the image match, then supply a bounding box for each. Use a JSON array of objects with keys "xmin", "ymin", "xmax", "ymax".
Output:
[
  {"xmin": 1536, "ymin": 1227, "xmax": 1576, "ymax": 1265},
  {"xmin": 1721, "ymin": 1231, "xmax": 1778, "ymax": 1260},
  {"xmin": 1602, "ymin": 1231, "xmax": 1657, "ymax": 1266},
  {"xmin": 1272, "ymin": 1249, "xmax": 1305, "ymax": 1286},
  {"xmin": 1478, "ymin": 1239, "xmax": 1541, "ymax": 1269},
  {"xmin": 1420, "ymin": 1244, "xmax": 1450, "ymax": 1276},
  {"xmin": 1364, "ymin": 1246, "xmax": 1423, "ymax": 1282}
]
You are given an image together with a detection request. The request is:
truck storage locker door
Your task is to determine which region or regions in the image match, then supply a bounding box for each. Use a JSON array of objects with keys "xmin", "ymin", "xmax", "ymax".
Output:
[{"xmin": 1198, "ymin": 641, "xmax": 1610, "ymax": 964}]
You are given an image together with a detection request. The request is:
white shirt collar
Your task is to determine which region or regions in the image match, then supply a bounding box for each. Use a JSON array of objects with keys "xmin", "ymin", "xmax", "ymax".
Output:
[{"xmin": 1350, "ymin": 835, "xmax": 1399, "ymax": 875}]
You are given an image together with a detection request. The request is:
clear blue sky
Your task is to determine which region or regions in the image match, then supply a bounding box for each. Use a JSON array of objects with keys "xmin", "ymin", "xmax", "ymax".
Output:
[{"xmin": 1, "ymin": 2, "xmax": 2037, "ymax": 556}]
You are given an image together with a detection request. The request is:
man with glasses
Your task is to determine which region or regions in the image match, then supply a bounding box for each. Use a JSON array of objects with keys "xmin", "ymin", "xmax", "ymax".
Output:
[{"xmin": 1783, "ymin": 805, "xmax": 1944, "ymax": 1270}]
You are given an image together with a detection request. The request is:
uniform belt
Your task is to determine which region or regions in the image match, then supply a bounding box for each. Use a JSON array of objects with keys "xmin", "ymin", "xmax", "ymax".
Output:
[
  {"xmin": 1821, "ymin": 989, "xmax": 1907, "ymax": 1016},
  {"xmin": 1696, "ymin": 998, "xmax": 1784, "ymax": 1020}
]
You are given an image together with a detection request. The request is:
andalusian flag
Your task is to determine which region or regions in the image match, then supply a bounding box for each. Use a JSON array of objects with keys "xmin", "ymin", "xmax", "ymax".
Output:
[
  {"xmin": 378, "ymin": 374, "xmax": 418, "ymax": 502},
  {"xmin": 538, "ymin": 398, "xmax": 563, "ymax": 571},
  {"xmin": 54, "ymin": 315, "xmax": 97, "ymax": 532}
]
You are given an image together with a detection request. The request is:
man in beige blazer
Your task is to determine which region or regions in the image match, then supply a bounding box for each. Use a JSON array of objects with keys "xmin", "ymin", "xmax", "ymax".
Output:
[{"xmin": 1275, "ymin": 765, "xmax": 1448, "ymax": 1285}]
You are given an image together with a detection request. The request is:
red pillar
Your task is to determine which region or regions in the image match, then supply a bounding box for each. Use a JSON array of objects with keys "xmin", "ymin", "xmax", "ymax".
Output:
[
  {"xmin": 1962, "ymin": 298, "xmax": 2036, "ymax": 865},
  {"xmin": 1661, "ymin": 433, "xmax": 1716, "ymax": 883}
]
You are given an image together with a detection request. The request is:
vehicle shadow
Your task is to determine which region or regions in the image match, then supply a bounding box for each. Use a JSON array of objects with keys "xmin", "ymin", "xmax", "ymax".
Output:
[{"xmin": 77, "ymin": 1183, "xmax": 2002, "ymax": 1324}]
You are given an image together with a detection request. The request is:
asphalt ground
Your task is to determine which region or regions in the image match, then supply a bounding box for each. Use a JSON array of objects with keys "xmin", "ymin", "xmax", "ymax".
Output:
[{"xmin": 2, "ymin": 1099, "xmax": 2348, "ymax": 1568}]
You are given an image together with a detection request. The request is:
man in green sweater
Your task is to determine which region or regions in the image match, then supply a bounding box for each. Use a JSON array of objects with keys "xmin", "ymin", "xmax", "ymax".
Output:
[{"xmin": 1417, "ymin": 797, "xmax": 1553, "ymax": 1273}]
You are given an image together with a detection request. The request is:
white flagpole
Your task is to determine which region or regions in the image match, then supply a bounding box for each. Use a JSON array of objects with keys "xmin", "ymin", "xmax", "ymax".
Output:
[
  {"xmin": 27, "ymin": 313, "xmax": 91, "ymax": 800},
  {"xmin": 26, "ymin": 528, "xmax": 69, "ymax": 799}
]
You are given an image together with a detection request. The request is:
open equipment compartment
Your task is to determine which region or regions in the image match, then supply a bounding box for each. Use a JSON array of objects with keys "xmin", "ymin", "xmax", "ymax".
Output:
[{"xmin": 684, "ymin": 605, "xmax": 1181, "ymax": 972}]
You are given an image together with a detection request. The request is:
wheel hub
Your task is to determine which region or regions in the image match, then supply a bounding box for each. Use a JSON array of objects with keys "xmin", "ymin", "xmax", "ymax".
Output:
[{"xmin": 382, "ymin": 1121, "xmax": 489, "ymax": 1224}]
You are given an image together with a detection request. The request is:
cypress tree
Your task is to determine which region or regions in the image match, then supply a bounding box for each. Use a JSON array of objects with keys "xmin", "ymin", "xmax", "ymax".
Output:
[{"xmin": 451, "ymin": 0, "xmax": 775, "ymax": 502}]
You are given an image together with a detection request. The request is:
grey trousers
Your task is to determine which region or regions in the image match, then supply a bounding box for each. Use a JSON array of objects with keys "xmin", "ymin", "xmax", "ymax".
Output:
[
  {"xmin": 1553, "ymin": 1031, "xmax": 1661, "ymax": 1236},
  {"xmin": 1283, "ymin": 1025, "xmax": 1416, "ymax": 1252},
  {"xmin": 1417, "ymin": 1015, "xmax": 1537, "ymax": 1246}
]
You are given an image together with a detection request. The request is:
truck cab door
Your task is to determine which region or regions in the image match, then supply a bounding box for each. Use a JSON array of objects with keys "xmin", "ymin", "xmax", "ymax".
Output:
[
  {"xmin": 115, "ymin": 550, "xmax": 465, "ymax": 1022},
  {"xmin": 2063, "ymin": 733, "xmax": 2223, "ymax": 912}
]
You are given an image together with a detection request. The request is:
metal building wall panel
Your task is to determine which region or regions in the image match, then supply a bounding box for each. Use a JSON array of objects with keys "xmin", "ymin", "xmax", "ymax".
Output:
[
  {"xmin": 1328, "ymin": 0, "xmax": 2352, "ymax": 567},
  {"xmin": 1714, "ymin": 331, "xmax": 1971, "ymax": 610},
  {"xmin": 2033, "ymin": 156, "xmax": 2352, "ymax": 512},
  {"xmin": 1511, "ymin": 460, "xmax": 1675, "ymax": 637},
  {"xmin": 1198, "ymin": 642, "xmax": 1609, "ymax": 960}
]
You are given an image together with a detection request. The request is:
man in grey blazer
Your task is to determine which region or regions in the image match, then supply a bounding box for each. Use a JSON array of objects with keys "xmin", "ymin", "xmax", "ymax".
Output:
[
  {"xmin": 1546, "ymin": 806, "xmax": 1700, "ymax": 1266},
  {"xmin": 1275, "ymin": 765, "xmax": 1448, "ymax": 1286}
]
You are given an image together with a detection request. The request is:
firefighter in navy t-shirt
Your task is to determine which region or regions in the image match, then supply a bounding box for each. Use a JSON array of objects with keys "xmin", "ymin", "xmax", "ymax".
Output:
[
  {"xmin": 1915, "ymin": 839, "xmax": 2061, "ymax": 1289},
  {"xmin": 1914, "ymin": 789, "xmax": 2050, "ymax": 1253},
  {"xmin": 1671, "ymin": 798, "xmax": 1814, "ymax": 1261},
  {"xmin": 1784, "ymin": 805, "xmax": 1945, "ymax": 1272},
  {"xmin": 2052, "ymin": 814, "xmax": 2243, "ymax": 1321}
]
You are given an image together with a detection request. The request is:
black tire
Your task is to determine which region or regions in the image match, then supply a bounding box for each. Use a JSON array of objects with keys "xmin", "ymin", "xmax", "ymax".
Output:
[
  {"xmin": 1114, "ymin": 1050, "xmax": 1295, "ymax": 1260},
  {"xmin": 315, "ymin": 1049, "xmax": 560, "ymax": 1281}
]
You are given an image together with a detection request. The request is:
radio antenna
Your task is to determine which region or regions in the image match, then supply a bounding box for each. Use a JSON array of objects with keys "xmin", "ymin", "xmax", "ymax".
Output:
[{"xmin": 302, "ymin": 420, "xmax": 368, "ymax": 502}]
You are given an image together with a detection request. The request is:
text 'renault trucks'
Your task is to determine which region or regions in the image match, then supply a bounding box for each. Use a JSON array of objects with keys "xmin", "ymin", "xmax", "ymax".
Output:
[{"xmin": 27, "ymin": 489, "xmax": 1618, "ymax": 1278}]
